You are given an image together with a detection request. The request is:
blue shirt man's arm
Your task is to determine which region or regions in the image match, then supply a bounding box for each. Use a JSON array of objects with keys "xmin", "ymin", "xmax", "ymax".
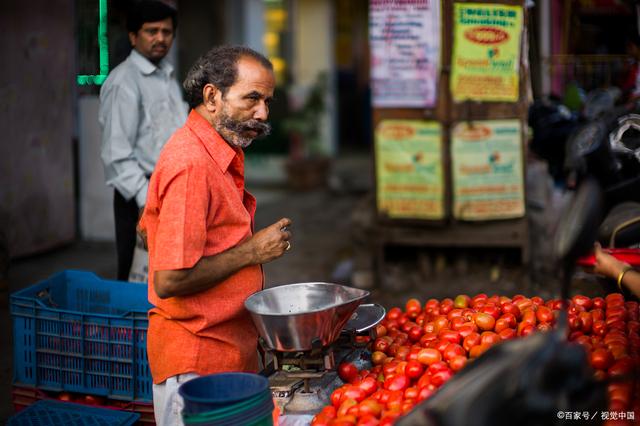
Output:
[{"xmin": 99, "ymin": 84, "xmax": 149, "ymax": 208}]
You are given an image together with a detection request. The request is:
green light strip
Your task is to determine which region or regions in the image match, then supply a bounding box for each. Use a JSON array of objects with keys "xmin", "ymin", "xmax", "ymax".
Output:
[
  {"xmin": 98, "ymin": 0, "xmax": 108, "ymax": 75},
  {"xmin": 77, "ymin": 0, "xmax": 109, "ymax": 85}
]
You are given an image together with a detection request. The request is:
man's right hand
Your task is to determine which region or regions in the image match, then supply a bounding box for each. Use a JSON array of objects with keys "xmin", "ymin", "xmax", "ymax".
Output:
[{"xmin": 248, "ymin": 218, "xmax": 292, "ymax": 264}]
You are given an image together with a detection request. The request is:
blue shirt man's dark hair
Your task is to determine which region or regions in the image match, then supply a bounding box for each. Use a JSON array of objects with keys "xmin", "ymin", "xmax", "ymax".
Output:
[{"xmin": 127, "ymin": 0, "xmax": 178, "ymax": 34}]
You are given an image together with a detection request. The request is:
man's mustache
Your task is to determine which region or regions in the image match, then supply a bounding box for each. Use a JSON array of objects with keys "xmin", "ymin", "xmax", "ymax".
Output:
[{"xmin": 240, "ymin": 120, "xmax": 271, "ymax": 137}]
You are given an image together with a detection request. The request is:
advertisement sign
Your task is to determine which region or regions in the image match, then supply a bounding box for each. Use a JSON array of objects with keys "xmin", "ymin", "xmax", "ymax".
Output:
[
  {"xmin": 450, "ymin": 3, "xmax": 523, "ymax": 102},
  {"xmin": 370, "ymin": 0, "xmax": 441, "ymax": 108},
  {"xmin": 451, "ymin": 120, "xmax": 524, "ymax": 220},
  {"xmin": 376, "ymin": 120, "xmax": 444, "ymax": 219}
]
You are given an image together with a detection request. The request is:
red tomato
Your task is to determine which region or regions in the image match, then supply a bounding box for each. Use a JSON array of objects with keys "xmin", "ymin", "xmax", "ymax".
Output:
[
  {"xmin": 357, "ymin": 414, "xmax": 380, "ymax": 426},
  {"xmin": 438, "ymin": 329, "xmax": 461, "ymax": 344},
  {"xmin": 331, "ymin": 388, "xmax": 345, "ymax": 407},
  {"xmin": 481, "ymin": 304, "xmax": 501, "ymax": 320},
  {"xmin": 448, "ymin": 355, "xmax": 467, "ymax": 372},
  {"xmin": 567, "ymin": 315, "xmax": 581, "ymax": 331},
  {"xmin": 513, "ymin": 297, "xmax": 533, "ymax": 313},
  {"xmin": 375, "ymin": 324, "xmax": 387, "ymax": 338},
  {"xmin": 480, "ymin": 331, "xmax": 501, "ymax": 346},
  {"xmin": 373, "ymin": 337, "xmax": 391, "ymax": 353},
  {"xmin": 572, "ymin": 295, "xmax": 593, "ymax": 310},
  {"xmin": 408, "ymin": 326, "xmax": 423, "ymax": 342},
  {"xmin": 605, "ymin": 293, "xmax": 624, "ymax": 306},
  {"xmin": 501, "ymin": 303, "xmax": 522, "ymax": 320},
  {"xmin": 405, "ymin": 360, "xmax": 424, "ymax": 379},
  {"xmin": 498, "ymin": 328, "xmax": 516, "ymax": 340},
  {"xmin": 427, "ymin": 361, "xmax": 449, "ymax": 375},
  {"xmin": 468, "ymin": 344, "xmax": 488, "ymax": 358},
  {"xmin": 382, "ymin": 361, "xmax": 399, "ymax": 377},
  {"xmin": 380, "ymin": 413, "xmax": 401, "ymax": 426},
  {"xmin": 404, "ymin": 386, "xmax": 419, "ymax": 400},
  {"xmin": 341, "ymin": 386, "xmax": 367, "ymax": 403},
  {"xmin": 536, "ymin": 306, "xmax": 554, "ymax": 324},
  {"xmin": 417, "ymin": 386, "xmax": 434, "ymax": 401},
  {"xmin": 337, "ymin": 398, "xmax": 358, "ymax": 417},
  {"xmin": 358, "ymin": 376, "xmax": 379, "ymax": 396},
  {"xmin": 319, "ymin": 405, "xmax": 337, "ymax": 419},
  {"xmin": 450, "ymin": 316, "xmax": 466, "ymax": 331},
  {"xmin": 405, "ymin": 298, "xmax": 422, "ymax": 318},
  {"xmin": 419, "ymin": 332, "xmax": 438, "ymax": 346},
  {"xmin": 439, "ymin": 298, "xmax": 454, "ymax": 314},
  {"xmin": 590, "ymin": 348, "xmax": 613, "ymax": 370},
  {"xmin": 592, "ymin": 297, "xmax": 605, "ymax": 310},
  {"xmin": 471, "ymin": 294, "xmax": 488, "ymax": 308},
  {"xmin": 371, "ymin": 351, "xmax": 387, "ymax": 365},
  {"xmin": 417, "ymin": 373, "xmax": 431, "ymax": 389},
  {"xmin": 384, "ymin": 374, "xmax": 410, "ymax": 391},
  {"xmin": 494, "ymin": 317, "xmax": 512, "ymax": 333},
  {"xmin": 521, "ymin": 310, "xmax": 537, "ymax": 326},
  {"xmin": 443, "ymin": 343, "xmax": 465, "ymax": 361},
  {"xmin": 454, "ymin": 294, "xmax": 470, "ymax": 309},
  {"xmin": 430, "ymin": 369, "xmax": 453, "ymax": 387},
  {"xmin": 463, "ymin": 332, "xmax": 481, "ymax": 352},
  {"xmin": 578, "ymin": 311, "xmax": 592, "ymax": 333},
  {"xmin": 338, "ymin": 362, "xmax": 359, "ymax": 383},
  {"xmin": 447, "ymin": 308, "xmax": 463, "ymax": 321},
  {"xmin": 518, "ymin": 324, "xmax": 535, "ymax": 337},
  {"xmin": 358, "ymin": 399, "xmax": 382, "ymax": 417},
  {"xmin": 473, "ymin": 312, "xmax": 495, "ymax": 331},
  {"xmin": 433, "ymin": 315, "xmax": 449, "ymax": 332},
  {"xmin": 386, "ymin": 307, "xmax": 403, "ymax": 321}
]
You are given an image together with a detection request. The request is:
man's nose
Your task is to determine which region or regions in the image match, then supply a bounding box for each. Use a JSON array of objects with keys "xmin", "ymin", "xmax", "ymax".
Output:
[
  {"xmin": 156, "ymin": 32, "xmax": 167, "ymax": 43},
  {"xmin": 254, "ymin": 102, "xmax": 269, "ymax": 121}
]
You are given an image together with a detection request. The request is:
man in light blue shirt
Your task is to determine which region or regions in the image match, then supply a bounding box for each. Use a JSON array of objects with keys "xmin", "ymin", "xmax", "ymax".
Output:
[{"xmin": 99, "ymin": 1, "xmax": 187, "ymax": 280}]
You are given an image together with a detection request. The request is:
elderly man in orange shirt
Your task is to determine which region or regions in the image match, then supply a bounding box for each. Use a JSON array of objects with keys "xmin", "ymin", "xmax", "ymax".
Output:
[{"xmin": 139, "ymin": 46, "xmax": 291, "ymax": 425}]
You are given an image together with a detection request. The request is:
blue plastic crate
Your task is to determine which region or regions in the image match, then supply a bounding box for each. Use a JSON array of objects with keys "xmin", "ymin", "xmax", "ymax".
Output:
[
  {"xmin": 8, "ymin": 399, "xmax": 140, "ymax": 426},
  {"xmin": 11, "ymin": 270, "xmax": 153, "ymax": 401}
]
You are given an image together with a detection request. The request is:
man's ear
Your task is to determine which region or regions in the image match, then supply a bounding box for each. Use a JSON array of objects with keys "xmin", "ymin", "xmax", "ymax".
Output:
[
  {"xmin": 128, "ymin": 32, "xmax": 137, "ymax": 48},
  {"xmin": 202, "ymin": 84, "xmax": 221, "ymax": 113}
]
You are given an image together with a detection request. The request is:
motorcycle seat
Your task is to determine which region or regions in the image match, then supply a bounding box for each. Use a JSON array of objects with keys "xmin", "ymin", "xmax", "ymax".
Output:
[{"xmin": 598, "ymin": 201, "xmax": 640, "ymax": 247}]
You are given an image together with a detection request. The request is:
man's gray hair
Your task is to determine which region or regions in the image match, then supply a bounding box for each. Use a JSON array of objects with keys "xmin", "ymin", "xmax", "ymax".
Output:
[{"xmin": 183, "ymin": 46, "xmax": 273, "ymax": 109}]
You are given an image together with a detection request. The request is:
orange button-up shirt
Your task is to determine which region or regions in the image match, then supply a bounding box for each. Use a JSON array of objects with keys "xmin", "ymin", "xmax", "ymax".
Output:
[{"xmin": 140, "ymin": 110, "xmax": 263, "ymax": 384}]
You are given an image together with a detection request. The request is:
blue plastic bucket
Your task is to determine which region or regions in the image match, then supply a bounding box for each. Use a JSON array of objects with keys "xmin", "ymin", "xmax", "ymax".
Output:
[{"xmin": 178, "ymin": 373, "xmax": 270, "ymax": 415}]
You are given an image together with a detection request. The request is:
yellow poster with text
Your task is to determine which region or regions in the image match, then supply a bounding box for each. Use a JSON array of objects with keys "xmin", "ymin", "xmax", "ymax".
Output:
[
  {"xmin": 451, "ymin": 3, "xmax": 522, "ymax": 102},
  {"xmin": 375, "ymin": 120, "xmax": 444, "ymax": 219},
  {"xmin": 452, "ymin": 120, "xmax": 524, "ymax": 220}
]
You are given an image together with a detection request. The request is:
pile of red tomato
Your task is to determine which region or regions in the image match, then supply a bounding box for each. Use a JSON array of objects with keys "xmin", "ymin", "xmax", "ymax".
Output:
[{"xmin": 311, "ymin": 293, "xmax": 640, "ymax": 426}]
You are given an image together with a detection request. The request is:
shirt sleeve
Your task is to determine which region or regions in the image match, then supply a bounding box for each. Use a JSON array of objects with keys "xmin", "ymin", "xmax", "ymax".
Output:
[
  {"xmin": 99, "ymin": 84, "xmax": 149, "ymax": 207},
  {"xmin": 152, "ymin": 161, "xmax": 210, "ymax": 271}
]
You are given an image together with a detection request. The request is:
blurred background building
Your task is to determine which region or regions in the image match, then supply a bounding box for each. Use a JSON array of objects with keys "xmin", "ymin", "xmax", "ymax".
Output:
[{"xmin": 1, "ymin": 0, "xmax": 639, "ymax": 258}]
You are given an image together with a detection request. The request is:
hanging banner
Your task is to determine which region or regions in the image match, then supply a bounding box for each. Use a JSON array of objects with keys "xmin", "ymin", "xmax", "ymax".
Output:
[
  {"xmin": 450, "ymin": 3, "xmax": 523, "ymax": 102},
  {"xmin": 370, "ymin": 0, "xmax": 441, "ymax": 108},
  {"xmin": 451, "ymin": 120, "xmax": 524, "ymax": 220},
  {"xmin": 376, "ymin": 120, "xmax": 444, "ymax": 219}
]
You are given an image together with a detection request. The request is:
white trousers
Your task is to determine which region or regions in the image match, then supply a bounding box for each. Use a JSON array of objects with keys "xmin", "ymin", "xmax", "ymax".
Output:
[{"xmin": 152, "ymin": 373, "xmax": 199, "ymax": 426}]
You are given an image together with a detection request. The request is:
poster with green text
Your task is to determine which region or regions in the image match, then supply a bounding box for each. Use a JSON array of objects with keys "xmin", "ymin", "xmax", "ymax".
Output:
[
  {"xmin": 376, "ymin": 120, "xmax": 444, "ymax": 220},
  {"xmin": 451, "ymin": 3, "xmax": 522, "ymax": 102},
  {"xmin": 452, "ymin": 120, "xmax": 524, "ymax": 220}
]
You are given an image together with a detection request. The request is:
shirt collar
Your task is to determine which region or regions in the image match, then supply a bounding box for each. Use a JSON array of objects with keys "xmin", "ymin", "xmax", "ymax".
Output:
[
  {"xmin": 129, "ymin": 49, "xmax": 174, "ymax": 77},
  {"xmin": 186, "ymin": 110, "xmax": 240, "ymax": 173}
]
